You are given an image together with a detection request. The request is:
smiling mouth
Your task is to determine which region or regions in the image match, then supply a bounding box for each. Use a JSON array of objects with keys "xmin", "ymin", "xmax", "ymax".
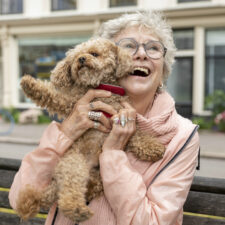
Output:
[{"xmin": 130, "ymin": 67, "xmax": 150, "ymax": 77}]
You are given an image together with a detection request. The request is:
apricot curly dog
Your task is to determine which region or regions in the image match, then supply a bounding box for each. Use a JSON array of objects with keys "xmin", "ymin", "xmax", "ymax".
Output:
[{"xmin": 17, "ymin": 38, "xmax": 165, "ymax": 223}]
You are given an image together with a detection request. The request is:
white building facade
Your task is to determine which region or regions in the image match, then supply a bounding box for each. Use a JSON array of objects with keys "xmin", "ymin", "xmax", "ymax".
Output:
[{"xmin": 0, "ymin": 0, "xmax": 225, "ymax": 117}]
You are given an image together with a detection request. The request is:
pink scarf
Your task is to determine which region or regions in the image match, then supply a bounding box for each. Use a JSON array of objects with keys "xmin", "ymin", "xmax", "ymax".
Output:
[{"xmin": 137, "ymin": 91, "xmax": 178, "ymax": 145}]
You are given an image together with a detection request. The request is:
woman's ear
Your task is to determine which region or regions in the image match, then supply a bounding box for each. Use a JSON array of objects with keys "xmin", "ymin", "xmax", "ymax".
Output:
[
  {"xmin": 116, "ymin": 47, "xmax": 133, "ymax": 78},
  {"xmin": 50, "ymin": 50, "xmax": 74, "ymax": 88}
]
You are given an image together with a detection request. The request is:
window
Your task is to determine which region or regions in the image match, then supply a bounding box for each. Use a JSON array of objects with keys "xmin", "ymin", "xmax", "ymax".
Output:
[
  {"xmin": 18, "ymin": 36, "xmax": 89, "ymax": 103},
  {"xmin": 0, "ymin": 0, "xmax": 23, "ymax": 14},
  {"xmin": 167, "ymin": 58, "xmax": 193, "ymax": 104},
  {"xmin": 110, "ymin": 0, "xmax": 137, "ymax": 7},
  {"xmin": 173, "ymin": 29, "xmax": 194, "ymax": 50},
  {"xmin": 178, "ymin": 0, "xmax": 210, "ymax": 3},
  {"xmin": 51, "ymin": 0, "xmax": 76, "ymax": 11},
  {"xmin": 167, "ymin": 29, "xmax": 194, "ymax": 117},
  {"xmin": 0, "ymin": 46, "xmax": 2, "ymax": 105},
  {"xmin": 205, "ymin": 29, "xmax": 225, "ymax": 97},
  {"xmin": 167, "ymin": 58, "xmax": 193, "ymax": 118}
]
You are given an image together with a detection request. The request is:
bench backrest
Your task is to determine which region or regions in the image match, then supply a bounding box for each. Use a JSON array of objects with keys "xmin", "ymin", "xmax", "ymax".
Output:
[{"xmin": 0, "ymin": 158, "xmax": 225, "ymax": 225}]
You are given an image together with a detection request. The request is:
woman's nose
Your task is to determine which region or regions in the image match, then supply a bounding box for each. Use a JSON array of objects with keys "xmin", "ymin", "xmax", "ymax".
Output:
[{"xmin": 133, "ymin": 45, "xmax": 148, "ymax": 60}]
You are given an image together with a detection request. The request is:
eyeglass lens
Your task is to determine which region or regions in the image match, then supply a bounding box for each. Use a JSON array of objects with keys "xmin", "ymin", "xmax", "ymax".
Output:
[{"xmin": 118, "ymin": 38, "xmax": 165, "ymax": 59}]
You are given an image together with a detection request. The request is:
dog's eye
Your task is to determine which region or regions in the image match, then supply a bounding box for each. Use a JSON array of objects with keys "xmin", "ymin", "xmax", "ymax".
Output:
[{"xmin": 90, "ymin": 52, "xmax": 99, "ymax": 57}]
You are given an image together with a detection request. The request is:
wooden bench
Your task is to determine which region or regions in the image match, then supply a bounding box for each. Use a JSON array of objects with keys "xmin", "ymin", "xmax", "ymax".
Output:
[
  {"xmin": 0, "ymin": 158, "xmax": 45, "ymax": 225},
  {"xmin": 183, "ymin": 176, "xmax": 225, "ymax": 225},
  {"xmin": 1, "ymin": 157, "xmax": 225, "ymax": 225}
]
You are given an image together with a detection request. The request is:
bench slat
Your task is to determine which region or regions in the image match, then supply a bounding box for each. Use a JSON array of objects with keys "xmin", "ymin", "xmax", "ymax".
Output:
[
  {"xmin": 0, "ymin": 170, "xmax": 17, "ymax": 188},
  {"xmin": 184, "ymin": 191, "xmax": 225, "ymax": 216},
  {"xmin": 0, "ymin": 158, "xmax": 21, "ymax": 171},
  {"xmin": 0, "ymin": 191, "xmax": 10, "ymax": 209},
  {"xmin": 192, "ymin": 176, "xmax": 225, "ymax": 194},
  {"xmin": 183, "ymin": 215, "xmax": 225, "ymax": 225},
  {"xmin": 0, "ymin": 212, "xmax": 44, "ymax": 225}
]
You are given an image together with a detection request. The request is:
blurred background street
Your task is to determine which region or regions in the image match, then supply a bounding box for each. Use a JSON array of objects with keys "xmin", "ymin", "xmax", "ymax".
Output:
[
  {"xmin": 0, "ymin": 122, "xmax": 224, "ymax": 179},
  {"xmin": 0, "ymin": 0, "xmax": 225, "ymax": 180}
]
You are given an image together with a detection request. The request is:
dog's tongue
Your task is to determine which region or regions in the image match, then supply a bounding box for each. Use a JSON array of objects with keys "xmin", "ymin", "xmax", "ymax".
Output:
[{"xmin": 95, "ymin": 84, "xmax": 125, "ymax": 118}]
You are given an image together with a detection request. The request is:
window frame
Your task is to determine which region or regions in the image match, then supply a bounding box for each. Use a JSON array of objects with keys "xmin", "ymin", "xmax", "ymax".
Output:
[
  {"xmin": 167, "ymin": 28, "xmax": 195, "ymax": 117},
  {"xmin": 173, "ymin": 28, "xmax": 194, "ymax": 50},
  {"xmin": 177, "ymin": 0, "xmax": 210, "ymax": 3},
  {"xmin": 204, "ymin": 28, "xmax": 225, "ymax": 102},
  {"xmin": 109, "ymin": 0, "xmax": 137, "ymax": 8},
  {"xmin": 51, "ymin": 0, "xmax": 77, "ymax": 11},
  {"xmin": 17, "ymin": 35, "xmax": 89, "ymax": 106},
  {"xmin": 0, "ymin": 0, "xmax": 23, "ymax": 15}
]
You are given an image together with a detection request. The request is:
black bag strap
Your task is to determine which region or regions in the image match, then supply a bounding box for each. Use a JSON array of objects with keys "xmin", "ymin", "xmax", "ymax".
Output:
[
  {"xmin": 148, "ymin": 125, "xmax": 199, "ymax": 188},
  {"xmin": 51, "ymin": 207, "xmax": 58, "ymax": 225}
]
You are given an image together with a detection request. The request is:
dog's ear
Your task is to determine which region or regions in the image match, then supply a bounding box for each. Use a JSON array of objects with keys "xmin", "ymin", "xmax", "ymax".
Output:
[
  {"xmin": 50, "ymin": 50, "xmax": 74, "ymax": 88},
  {"xmin": 116, "ymin": 46, "xmax": 133, "ymax": 78}
]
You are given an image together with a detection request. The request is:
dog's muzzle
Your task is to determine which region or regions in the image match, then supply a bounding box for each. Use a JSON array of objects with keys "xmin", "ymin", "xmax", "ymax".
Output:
[{"xmin": 79, "ymin": 57, "xmax": 86, "ymax": 65}]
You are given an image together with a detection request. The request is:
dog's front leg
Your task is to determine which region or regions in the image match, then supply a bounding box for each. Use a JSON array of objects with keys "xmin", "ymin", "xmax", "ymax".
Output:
[{"xmin": 20, "ymin": 75, "xmax": 73, "ymax": 117}]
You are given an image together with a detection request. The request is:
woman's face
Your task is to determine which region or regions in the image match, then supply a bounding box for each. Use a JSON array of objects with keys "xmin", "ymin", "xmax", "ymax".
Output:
[{"xmin": 114, "ymin": 26, "xmax": 164, "ymax": 100}]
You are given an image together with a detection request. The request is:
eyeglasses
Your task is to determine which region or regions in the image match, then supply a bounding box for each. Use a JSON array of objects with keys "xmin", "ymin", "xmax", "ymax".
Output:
[{"xmin": 116, "ymin": 38, "xmax": 167, "ymax": 59}]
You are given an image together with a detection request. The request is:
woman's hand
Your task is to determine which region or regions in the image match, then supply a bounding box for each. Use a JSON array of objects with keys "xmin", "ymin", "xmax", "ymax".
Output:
[
  {"xmin": 102, "ymin": 102, "xmax": 137, "ymax": 151},
  {"xmin": 60, "ymin": 89, "xmax": 117, "ymax": 141}
]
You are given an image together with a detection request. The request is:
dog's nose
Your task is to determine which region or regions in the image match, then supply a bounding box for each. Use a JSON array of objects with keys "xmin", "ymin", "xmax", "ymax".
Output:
[{"xmin": 79, "ymin": 57, "xmax": 86, "ymax": 64}]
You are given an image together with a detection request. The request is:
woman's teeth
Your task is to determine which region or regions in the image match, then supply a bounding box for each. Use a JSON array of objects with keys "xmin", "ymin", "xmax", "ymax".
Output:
[{"xmin": 131, "ymin": 67, "xmax": 149, "ymax": 77}]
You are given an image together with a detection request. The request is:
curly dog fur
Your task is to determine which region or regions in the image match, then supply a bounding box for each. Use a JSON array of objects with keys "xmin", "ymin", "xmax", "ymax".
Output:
[{"xmin": 17, "ymin": 38, "xmax": 165, "ymax": 223}]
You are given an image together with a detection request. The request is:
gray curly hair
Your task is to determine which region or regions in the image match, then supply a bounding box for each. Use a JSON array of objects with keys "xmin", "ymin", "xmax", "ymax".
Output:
[{"xmin": 96, "ymin": 11, "xmax": 176, "ymax": 83}]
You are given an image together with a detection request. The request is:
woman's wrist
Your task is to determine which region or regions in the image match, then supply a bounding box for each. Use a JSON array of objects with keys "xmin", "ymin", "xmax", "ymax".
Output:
[
  {"xmin": 60, "ymin": 117, "xmax": 84, "ymax": 141},
  {"xmin": 60, "ymin": 122, "xmax": 75, "ymax": 141}
]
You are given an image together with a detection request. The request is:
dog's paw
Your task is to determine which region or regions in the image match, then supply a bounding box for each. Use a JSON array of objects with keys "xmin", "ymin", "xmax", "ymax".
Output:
[
  {"xmin": 16, "ymin": 185, "xmax": 41, "ymax": 220},
  {"xmin": 128, "ymin": 131, "xmax": 166, "ymax": 162},
  {"xmin": 20, "ymin": 75, "xmax": 37, "ymax": 95},
  {"xmin": 144, "ymin": 138, "xmax": 166, "ymax": 162},
  {"xmin": 60, "ymin": 201, "xmax": 93, "ymax": 223}
]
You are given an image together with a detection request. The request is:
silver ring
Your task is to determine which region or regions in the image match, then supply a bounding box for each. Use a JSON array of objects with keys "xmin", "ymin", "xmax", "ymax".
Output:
[
  {"xmin": 128, "ymin": 118, "xmax": 135, "ymax": 122},
  {"xmin": 120, "ymin": 114, "xmax": 127, "ymax": 127},
  {"xmin": 88, "ymin": 111, "xmax": 102, "ymax": 121},
  {"xmin": 90, "ymin": 102, "xmax": 94, "ymax": 109},
  {"xmin": 113, "ymin": 117, "xmax": 120, "ymax": 125},
  {"xmin": 93, "ymin": 122, "xmax": 100, "ymax": 129}
]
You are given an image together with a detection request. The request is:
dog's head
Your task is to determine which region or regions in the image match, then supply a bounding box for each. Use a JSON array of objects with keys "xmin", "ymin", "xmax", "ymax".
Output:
[{"xmin": 51, "ymin": 38, "xmax": 133, "ymax": 89}]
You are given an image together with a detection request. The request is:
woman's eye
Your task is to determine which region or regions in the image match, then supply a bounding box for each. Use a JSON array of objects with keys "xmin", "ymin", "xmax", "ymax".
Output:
[
  {"xmin": 150, "ymin": 46, "xmax": 158, "ymax": 51},
  {"xmin": 125, "ymin": 44, "xmax": 135, "ymax": 49},
  {"xmin": 90, "ymin": 52, "xmax": 99, "ymax": 57}
]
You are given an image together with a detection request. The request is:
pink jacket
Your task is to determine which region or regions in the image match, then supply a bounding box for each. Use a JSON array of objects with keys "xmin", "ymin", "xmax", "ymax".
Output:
[{"xmin": 9, "ymin": 92, "xmax": 200, "ymax": 225}]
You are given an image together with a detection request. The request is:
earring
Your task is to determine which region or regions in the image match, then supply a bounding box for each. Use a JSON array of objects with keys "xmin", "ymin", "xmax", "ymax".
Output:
[{"xmin": 157, "ymin": 83, "xmax": 164, "ymax": 93}]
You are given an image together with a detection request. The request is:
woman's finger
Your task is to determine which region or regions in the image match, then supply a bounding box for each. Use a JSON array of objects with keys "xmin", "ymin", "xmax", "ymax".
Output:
[
  {"xmin": 88, "ymin": 100, "xmax": 117, "ymax": 116},
  {"xmin": 121, "ymin": 101, "xmax": 135, "ymax": 109},
  {"xmin": 92, "ymin": 121, "xmax": 110, "ymax": 133},
  {"xmin": 119, "ymin": 109, "xmax": 128, "ymax": 128},
  {"xmin": 81, "ymin": 89, "xmax": 112, "ymax": 103},
  {"xmin": 121, "ymin": 101, "xmax": 136, "ymax": 123},
  {"xmin": 88, "ymin": 111, "xmax": 112, "ymax": 130}
]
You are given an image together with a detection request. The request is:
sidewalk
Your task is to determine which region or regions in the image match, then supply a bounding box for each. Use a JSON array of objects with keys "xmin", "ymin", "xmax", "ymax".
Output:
[{"xmin": 0, "ymin": 122, "xmax": 225, "ymax": 159}]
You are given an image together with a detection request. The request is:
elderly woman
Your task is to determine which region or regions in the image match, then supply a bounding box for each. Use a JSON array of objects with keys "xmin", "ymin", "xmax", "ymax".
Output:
[{"xmin": 9, "ymin": 11, "xmax": 200, "ymax": 225}]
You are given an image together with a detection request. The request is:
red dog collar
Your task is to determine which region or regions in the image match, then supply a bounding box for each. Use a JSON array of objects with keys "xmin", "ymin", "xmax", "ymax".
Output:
[
  {"xmin": 96, "ymin": 83, "xmax": 125, "ymax": 96},
  {"xmin": 96, "ymin": 84, "xmax": 125, "ymax": 118}
]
